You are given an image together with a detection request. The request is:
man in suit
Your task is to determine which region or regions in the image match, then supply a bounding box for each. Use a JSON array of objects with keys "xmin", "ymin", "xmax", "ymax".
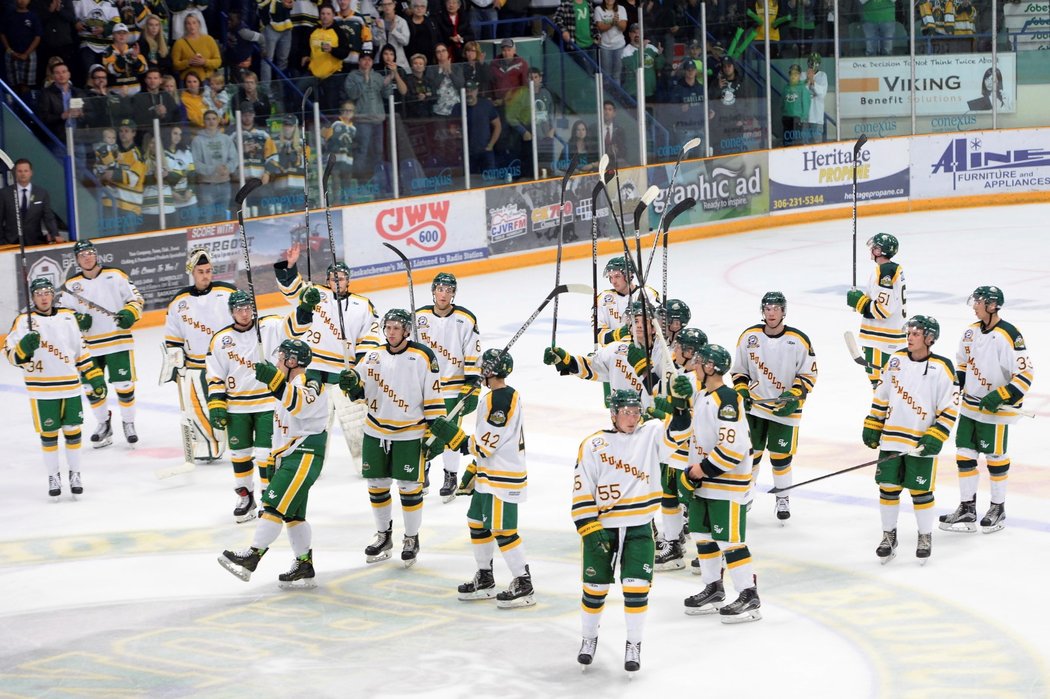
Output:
[
  {"xmin": 601, "ymin": 100, "xmax": 629, "ymax": 166},
  {"xmin": 1, "ymin": 159, "xmax": 60, "ymax": 245}
]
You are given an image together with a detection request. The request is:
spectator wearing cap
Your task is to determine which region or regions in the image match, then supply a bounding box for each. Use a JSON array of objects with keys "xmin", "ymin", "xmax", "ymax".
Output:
[
  {"xmin": 452, "ymin": 81, "xmax": 500, "ymax": 175},
  {"xmin": 780, "ymin": 63, "xmax": 808, "ymax": 146},
  {"xmin": 303, "ymin": 4, "xmax": 354, "ymax": 112},
  {"xmin": 490, "ymin": 38, "xmax": 528, "ymax": 106},
  {"xmin": 102, "ymin": 23, "xmax": 148, "ymax": 96},
  {"xmin": 131, "ymin": 68, "xmax": 179, "ymax": 128},
  {"xmin": 74, "ymin": 0, "xmax": 118, "ymax": 79},
  {"xmin": 344, "ymin": 49, "xmax": 394, "ymax": 178},
  {"xmin": 434, "ymin": 0, "xmax": 471, "ymax": 61},
  {"xmin": 101, "ymin": 118, "xmax": 147, "ymax": 220},
  {"xmin": 621, "ymin": 22, "xmax": 662, "ymax": 98},
  {"xmin": 668, "ymin": 58, "xmax": 711, "ymax": 149},
  {"xmin": 2, "ymin": 0, "xmax": 43, "ymax": 92},
  {"xmin": 172, "ymin": 11, "xmax": 222, "ymax": 82},
  {"xmin": 710, "ymin": 54, "xmax": 754, "ymax": 154},
  {"xmin": 190, "ymin": 109, "xmax": 238, "ymax": 220},
  {"xmin": 405, "ymin": 0, "xmax": 441, "ymax": 64},
  {"xmin": 594, "ymin": 0, "xmax": 627, "ymax": 90},
  {"xmin": 372, "ymin": 0, "xmax": 410, "ymax": 69},
  {"xmin": 180, "ymin": 71, "xmax": 206, "ymax": 128},
  {"xmin": 37, "ymin": 61, "xmax": 85, "ymax": 142}
]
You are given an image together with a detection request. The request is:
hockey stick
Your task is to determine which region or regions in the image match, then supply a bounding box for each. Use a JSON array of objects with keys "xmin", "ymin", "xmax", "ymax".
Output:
[
  {"xmin": 382, "ymin": 242, "xmax": 419, "ymax": 344},
  {"xmin": 300, "ymin": 86, "xmax": 314, "ymax": 282},
  {"xmin": 851, "ymin": 134, "xmax": 868, "ymax": 289},
  {"xmin": 551, "ymin": 153, "xmax": 580, "ymax": 348},
  {"xmin": 58, "ymin": 286, "xmax": 119, "ymax": 319},
  {"xmin": 589, "ymin": 180, "xmax": 604, "ymax": 349},
  {"xmin": 644, "ymin": 195, "xmax": 696, "ymax": 283},
  {"xmin": 661, "ymin": 197, "xmax": 696, "ymax": 334},
  {"xmin": 631, "ymin": 185, "xmax": 661, "ymax": 366},
  {"xmin": 769, "ymin": 447, "xmax": 923, "ymax": 494},
  {"xmin": 235, "ymin": 177, "xmax": 265, "ymax": 356},
  {"xmin": 0, "ymin": 149, "xmax": 33, "ymax": 332},
  {"xmin": 155, "ymin": 369, "xmax": 197, "ymax": 479},
  {"xmin": 652, "ymin": 136, "xmax": 701, "ymax": 238},
  {"xmin": 321, "ymin": 155, "xmax": 352, "ymax": 369}
]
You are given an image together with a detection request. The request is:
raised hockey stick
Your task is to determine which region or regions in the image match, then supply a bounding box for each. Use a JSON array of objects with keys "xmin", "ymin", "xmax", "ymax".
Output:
[
  {"xmin": 551, "ymin": 153, "xmax": 580, "ymax": 348},
  {"xmin": 644, "ymin": 195, "xmax": 696, "ymax": 283},
  {"xmin": 235, "ymin": 177, "xmax": 265, "ymax": 356},
  {"xmin": 851, "ymin": 134, "xmax": 868, "ymax": 289},
  {"xmin": 0, "ymin": 149, "xmax": 33, "ymax": 332},
  {"xmin": 652, "ymin": 136, "xmax": 701, "ymax": 237},
  {"xmin": 321, "ymin": 155, "xmax": 352, "ymax": 369},
  {"xmin": 382, "ymin": 242, "xmax": 419, "ymax": 344},
  {"xmin": 590, "ymin": 180, "xmax": 604, "ymax": 349},
  {"xmin": 300, "ymin": 86, "xmax": 314, "ymax": 282},
  {"xmin": 58, "ymin": 286, "xmax": 118, "ymax": 319},
  {"xmin": 631, "ymin": 186, "xmax": 662, "ymax": 365},
  {"xmin": 661, "ymin": 197, "xmax": 696, "ymax": 333},
  {"xmin": 768, "ymin": 447, "xmax": 923, "ymax": 494}
]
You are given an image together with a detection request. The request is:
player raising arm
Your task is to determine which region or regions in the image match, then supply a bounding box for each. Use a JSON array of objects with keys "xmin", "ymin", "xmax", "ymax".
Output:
[{"xmin": 846, "ymin": 233, "xmax": 906, "ymax": 387}]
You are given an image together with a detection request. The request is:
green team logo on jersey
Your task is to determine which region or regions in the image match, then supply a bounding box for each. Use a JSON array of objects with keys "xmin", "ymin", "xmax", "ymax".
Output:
[
  {"xmin": 880, "ymin": 275, "xmax": 893, "ymax": 286},
  {"xmin": 490, "ymin": 410, "xmax": 507, "ymax": 426},
  {"xmin": 719, "ymin": 403, "xmax": 738, "ymax": 420},
  {"xmin": 1015, "ymin": 336, "xmax": 1026, "ymax": 350}
]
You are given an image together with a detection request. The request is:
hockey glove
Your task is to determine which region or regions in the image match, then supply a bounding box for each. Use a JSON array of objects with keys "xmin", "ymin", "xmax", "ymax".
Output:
[
  {"xmin": 430, "ymin": 416, "xmax": 467, "ymax": 451},
  {"xmin": 423, "ymin": 429, "xmax": 445, "ymax": 460},
  {"xmin": 773, "ymin": 388, "xmax": 803, "ymax": 417},
  {"xmin": 610, "ymin": 324, "xmax": 631, "ymax": 342},
  {"xmin": 862, "ymin": 417, "xmax": 883, "ymax": 449},
  {"xmin": 75, "ymin": 312, "xmax": 92, "ymax": 331},
  {"xmin": 736, "ymin": 386, "xmax": 753, "ymax": 411},
  {"xmin": 115, "ymin": 309, "xmax": 137, "ymax": 329},
  {"xmin": 670, "ymin": 375, "xmax": 693, "ymax": 409},
  {"xmin": 254, "ymin": 361, "xmax": 287, "ymax": 395},
  {"xmin": 457, "ymin": 386, "xmax": 479, "ymax": 416},
  {"xmin": 626, "ymin": 343, "xmax": 650, "ymax": 376},
  {"xmin": 646, "ymin": 395, "xmax": 674, "ymax": 421},
  {"xmin": 544, "ymin": 346, "xmax": 575, "ymax": 374},
  {"xmin": 979, "ymin": 386, "xmax": 1012, "ymax": 413},
  {"xmin": 209, "ymin": 403, "xmax": 229, "ymax": 429},
  {"xmin": 917, "ymin": 433, "xmax": 943, "ymax": 456},
  {"xmin": 15, "ymin": 332, "xmax": 40, "ymax": 362},
  {"xmin": 456, "ymin": 464, "xmax": 477, "ymax": 496},
  {"xmin": 846, "ymin": 289, "xmax": 870, "ymax": 314},
  {"xmin": 581, "ymin": 526, "xmax": 611, "ymax": 554},
  {"xmin": 298, "ymin": 286, "xmax": 321, "ymax": 311},
  {"xmin": 338, "ymin": 368, "xmax": 361, "ymax": 395},
  {"xmin": 84, "ymin": 367, "xmax": 107, "ymax": 398}
]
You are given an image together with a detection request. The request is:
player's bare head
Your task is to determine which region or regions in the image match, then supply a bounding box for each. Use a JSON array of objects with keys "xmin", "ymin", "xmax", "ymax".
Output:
[
  {"xmin": 866, "ymin": 232, "xmax": 898, "ymax": 261},
  {"xmin": 187, "ymin": 248, "xmax": 212, "ymax": 289},
  {"xmin": 760, "ymin": 291, "xmax": 786, "ymax": 326},
  {"xmin": 609, "ymin": 389, "xmax": 643, "ymax": 433},
  {"xmin": 73, "ymin": 240, "xmax": 99, "ymax": 271},
  {"xmin": 431, "ymin": 271, "xmax": 456, "ymax": 308},
  {"xmin": 30, "ymin": 277, "xmax": 55, "ymax": 311},
  {"xmin": 383, "ymin": 308, "xmax": 412, "ymax": 347},
  {"xmin": 968, "ymin": 285, "xmax": 1003, "ymax": 320},
  {"xmin": 228, "ymin": 290, "xmax": 255, "ymax": 327},
  {"xmin": 327, "ymin": 262, "xmax": 351, "ymax": 296},
  {"xmin": 904, "ymin": 315, "xmax": 939, "ymax": 352},
  {"xmin": 604, "ymin": 256, "xmax": 632, "ymax": 293}
]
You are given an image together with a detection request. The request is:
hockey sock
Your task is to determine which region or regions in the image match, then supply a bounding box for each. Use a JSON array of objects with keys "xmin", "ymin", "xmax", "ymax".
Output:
[
  {"xmin": 693, "ymin": 538, "xmax": 722, "ymax": 584},
  {"xmin": 64, "ymin": 428, "xmax": 82, "ymax": 471},
  {"xmin": 721, "ymin": 544, "xmax": 754, "ymax": 593},
  {"xmin": 232, "ymin": 452, "xmax": 255, "ymax": 489},
  {"xmin": 398, "ymin": 481, "xmax": 423, "ymax": 537},
  {"xmin": 254, "ymin": 447, "xmax": 271, "ymax": 488},
  {"xmin": 988, "ymin": 457, "xmax": 1009, "ymax": 504},
  {"xmin": 442, "ymin": 449, "xmax": 459, "ymax": 475},
  {"xmin": 114, "ymin": 382, "xmax": 135, "ymax": 421},
  {"xmin": 91, "ymin": 399, "xmax": 109, "ymax": 424},
  {"xmin": 771, "ymin": 454, "xmax": 793, "ymax": 491},
  {"xmin": 879, "ymin": 486, "xmax": 902, "ymax": 531},
  {"xmin": 468, "ymin": 522, "xmax": 496, "ymax": 569},
  {"xmin": 286, "ymin": 520, "xmax": 312, "ymax": 557},
  {"xmin": 581, "ymin": 584, "xmax": 609, "ymax": 638},
  {"xmin": 41, "ymin": 432, "xmax": 60, "ymax": 476},
  {"xmin": 367, "ymin": 478, "xmax": 393, "ymax": 531},
  {"xmin": 910, "ymin": 490, "xmax": 935, "ymax": 534},
  {"xmin": 751, "ymin": 450, "xmax": 765, "ymax": 483},
  {"xmin": 495, "ymin": 531, "xmax": 527, "ymax": 578},
  {"xmin": 252, "ymin": 512, "xmax": 284, "ymax": 550},
  {"xmin": 955, "ymin": 452, "xmax": 979, "ymax": 501},
  {"xmin": 622, "ymin": 578, "xmax": 650, "ymax": 643},
  {"xmin": 663, "ymin": 509, "xmax": 684, "ymax": 541}
]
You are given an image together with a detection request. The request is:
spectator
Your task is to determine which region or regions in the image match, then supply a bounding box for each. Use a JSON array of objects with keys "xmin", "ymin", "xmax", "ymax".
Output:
[
  {"xmin": 302, "ymin": 4, "xmax": 352, "ymax": 112},
  {"xmin": 495, "ymin": 0, "xmax": 528, "ymax": 39},
  {"xmin": 83, "ymin": 62, "xmax": 127, "ymax": 127},
  {"xmin": 372, "ymin": 0, "xmax": 409, "ymax": 69},
  {"xmin": 74, "ymin": 0, "xmax": 119, "ymax": 80},
  {"xmin": 403, "ymin": 52, "xmax": 432, "ymax": 117},
  {"xmin": 272, "ymin": 114, "xmax": 308, "ymax": 207},
  {"xmin": 803, "ymin": 52, "xmax": 826, "ymax": 143},
  {"xmin": 779, "ymin": 63, "xmax": 808, "ymax": 146},
  {"xmin": 190, "ymin": 109, "xmax": 237, "ymax": 220},
  {"xmin": 131, "ymin": 67, "xmax": 179, "ymax": 127},
  {"xmin": 344, "ymin": 49, "xmax": 392, "ymax": 177},
  {"xmin": 238, "ymin": 108, "xmax": 279, "ymax": 184},
  {"xmin": 259, "ymin": 0, "xmax": 294, "ymax": 88},
  {"xmin": 564, "ymin": 118, "xmax": 597, "ymax": 172},
  {"xmin": 784, "ymin": 0, "xmax": 814, "ymax": 56},
  {"xmin": 289, "ymin": 0, "xmax": 320, "ymax": 79},
  {"xmin": 426, "ymin": 43, "xmax": 464, "ymax": 117},
  {"xmin": 103, "ymin": 23, "xmax": 148, "ymax": 96},
  {"xmin": 172, "ymin": 11, "xmax": 222, "ymax": 82},
  {"xmin": 594, "ymin": 0, "xmax": 627, "ymax": 88},
  {"xmin": 553, "ymin": 0, "xmax": 597, "ymax": 63},
  {"xmin": 103, "ymin": 118, "xmax": 147, "ymax": 220},
  {"xmin": 490, "ymin": 38, "xmax": 527, "ymax": 106},
  {"xmin": 39, "ymin": 0, "xmax": 78, "ymax": 85},
  {"xmin": 600, "ymin": 99, "xmax": 629, "ymax": 165},
  {"xmin": 860, "ymin": 0, "xmax": 896, "ymax": 56},
  {"xmin": 452, "ymin": 81, "xmax": 499, "ymax": 175},
  {"xmin": 161, "ymin": 73, "xmax": 187, "ymax": 122},
  {"xmin": 2, "ymin": 0, "xmax": 43, "ymax": 91},
  {"xmin": 0, "ymin": 158, "xmax": 59, "ymax": 245},
  {"xmin": 224, "ymin": 10, "xmax": 263, "ymax": 74},
  {"xmin": 434, "ymin": 0, "xmax": 471, "ymax": 61},
  {"xmin": 136, "ymin": 14, "xmax": 172, "ymax": 75},
  {"xmin": 377, "ymin": 42, "xmax": 409, "ymax": 97},
  {"xmin": 233, "ymin": 70, "xmax": 273, "ymax": 127},
  {"xmin": 37, "ymin": 61, "xmax": 85, "ymax": 142},
  {"xmin": 466, "ymin": 0, "xmax": 495, "ymax": 41},
  {"xmin": 405, "ymin": 0, "xmax": 440, "ymax": 64},
  {"xmin": 114, "ymin": 2, "xmax": 143, "ymax": 43},
  {"xmin": 668, "ymin": 59, "xmax": 709, "ymax": 147},
  {"xmin": 620, "ymin": 0, "xmax": 641, "ymax": 31},
  {"xmin": 460, "ymin": 40, "xmax": 491, "ymax": 92},
  {"xmin": 91, "ymin": 126, "xmax": 119, "ymax": 182},
  {"xmin": 202, "ymin": 72, "xmax": 233, "ymax": 126},
  {"xmin": 335, "ymin": 0, "xmax": 374, "ymax": 70},
  {"xmin": 325, "ymin": 99, "xmax": 356, "ymax": 200},
  {"xmin": 648, "ymin": 0, "xmax": 688, "ymax": 68},
  {"xmin": 621, "ymin": 22, "xmax": 662, "ymax": 98},
  {"xmin": 141, "ymin": 131, "xmax": 175, "ymax": 226},
  {"xmin": 163, "ymin": 124, "xmax": 198, "ymax": 221},
  {"xmin": 712, "ymin": 54, "xmax": 744, "ymax": 105},
  {"xmin": 167, "ymin": 0, "xmax": 209, "ymax": 41},
  {"xmin": 748, "ymin": 0, "xmax": 789, "ymax": 58}
]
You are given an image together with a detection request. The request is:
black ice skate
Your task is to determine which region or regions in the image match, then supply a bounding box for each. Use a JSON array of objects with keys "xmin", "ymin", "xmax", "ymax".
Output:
[
  {"xmin": 981, "ymin": 502, "xmax": 1006, "ymax": 534},
  {"xmin": 719, "ymin": 586, "xmax": 762, "ymax": 624},
  {"xmin": 233, "ymin": 487, "xmax": 256, "ymax": 523},
  {"xmin": 654, "ymin": 537, "xmax": 685, "ymax": 571},
  {"xmin": 122, "ymin": 421, "xmax": 138, "ymax": 444},
  {"xmin": 91, "ymin": 411, "xmax": 113, "ymax": 449},
  {"xmin": 401, "ymin": 534, "xmax": 419, "ymax": 568},
  {"xmin": 916, "ymin": 532, "xmax": 932, "ymax": 565},
  {"xmin": 278, "ymin": 550, "xmax": 316, "ymax": 589},
  {"xmin": 938, "ymin": 497, "xmax": 977, "ymax": 533},
  {"xmin": 439, "ymin": 470, "xmax": 458, "ymax": 504},
  {"xmin": 684, "ymin": 580, "xmax": 726, "ymax": 615},
  {"xmin": 577, "ymin": 637, "xmax": 598, "ymax": 668},
  {"xmin": 624, "ymin": 641, "xmax": 642, "ymax": 674},
  {"xmin": 775, "ymin": 495, "xmax": 791, "ymax": 524},
  {"xmin": 218, "ymin": 547, "xmax": 265, "ymax": 581},
  {"xmin": 69, "ymin": 471, "xmax": 83, "ymax": 497},
  {"xmin": 496, "ymin": 566, "xmax": 535, "ymax": 608},
  {"xmin": 48, "ymin": 474, "xmax": 61, "ymax": 499},
  {"xmin": 876, "ymin": 529, "xmax": 898, "ymax": 564},
  {"xmin": 365, "ymin": 525, "xmax": 393, "ymax": 563},
  {"xmin": 458, "ymin": 568, "xmax": 496, "ymax": 600}
]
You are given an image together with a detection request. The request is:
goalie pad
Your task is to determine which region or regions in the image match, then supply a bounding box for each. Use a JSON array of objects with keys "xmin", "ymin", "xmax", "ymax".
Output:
[
  {"xmin": 331, "ymin": 387, "xmax": 366, "ymax": 457},
  {"xmin": 159, "ymin": 342, "xmax": 185, "ymax": 385},
  {"xmin": 180, "ymin": 368, "xmax": 226, "ymax": 461}
]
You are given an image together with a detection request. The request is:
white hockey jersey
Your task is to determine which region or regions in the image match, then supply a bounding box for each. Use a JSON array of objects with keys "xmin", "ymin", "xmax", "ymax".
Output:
[
  {"xmin": 206, "ymin": 313, "xmax": 310, "ymax": 414},
  {"xmin": 956, "ymin": 319, "xmax": 1034, "ymax": 427},
  {"xmin": 466, "ymin": 385, "xmax": 527, "ymax": 503},
  {"xmin": 596, "ymin": 285, "xmax": 660, "ymax": 345},
  {"xmin": 415, "ymin": 304, "xmax": 481, "ymax": 399},
  {"xmin": 5, "ymin": 309, "xmax": 97, "ymax": 400},
  {"xmin": 271, "ymin": 372, "xmax": 329, "ymax": 457},
  {"xmin": 857, "ymin": 261, "xmax": 907, "ymax": 352},
  {"xmin": 59, "ymin": 267, "xmax": 144, "ymax": 356},
  {"xmin": 870, "ymin": 350, "xmax": 958, "ymax": 453},
  {"xmin": 731, "ymin": 323, "xmax": 818, "ymax": 427},
  {"xmin": 685, "ymin": 384, "xmax": 753, "ymax": 502},
  {"xmin": 164, "ymin": 282, "xmax": 237, "ymax": 370},
  {"xmin": 572, "ymin": 416, "xmax": 687, "ymax": 533},
  {"xmin": 357, "ymin": 341, "xmax": 445, "ymax": 440},
  {"xmin": 573, "ymin": 339, "xmax": 674, "ymax": 410}
]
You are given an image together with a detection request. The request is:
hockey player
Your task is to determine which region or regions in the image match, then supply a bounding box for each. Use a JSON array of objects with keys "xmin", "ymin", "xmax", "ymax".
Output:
[
  {"xmin": 206, "ymin": 287, "xmax": 318, "ymax": 523},
  {"xmin": 415, "ymin": 272, "xmax": 482, "ymax": 502},
  {"xmin": 862, "ymin": 315, "xmax": 958, "ymax": 564},
  {"xmin": 218, "ymin": 339, "xmax": 330, "ymax": 588},
  {"xmin": 680, "ymin": 344, "xmax": 761, "ymax": 623},
  {"xmin": 163, "ymin": 248, "xmax": 236, "ymax": 461},
  {"xmin": 846, "ymin": 233, "xmax": 906, "ymax": 386},
  {"xmin": 60, "ymin": 240, "xmax": 144, "ymax": 448},
  {"xmin": 274, "ymin": 242, "xmax": 379, "ymax": 458},
  {"xmin": 428, "ymin": 348, "xmax": 534, "ymax": 608},
  {"xmin": 572, "ymin": 385, "xmax": 692, "ymax": 673},
  {"xmin": 731, "ymin": 291, "xmax": 818, "ymax": 522},
  {"xmin": 663, "ymin": 298, "xmax": 691, "ymax": 345},
  {"xmin": 595, "ymin": 256, "xmax": 661, "ymax": 345},
  {"xmin": 5, "ymin": 278, "xmax": 107, "ymax": 498},
  {"xmin": 338, "ymin": 309, "xmax": 444, "ymax": 567},
  {"xmin": 941, "ymin": 286, "xmax": 1034, "ymax": 534}
]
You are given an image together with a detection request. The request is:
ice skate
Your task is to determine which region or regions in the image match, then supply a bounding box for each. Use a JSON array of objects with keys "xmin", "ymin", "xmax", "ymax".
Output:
[
  {"xmin": 775, "ymin": 495, "xmax": 791, "ymax": 524},
  {"xmin": 364, "ymin": 526, "xmax": 393, "ymax": 563},
  {"xmin": 719, "ymin": 586, "xmax": 762, "ymax": 624},
  {"xmin": 122, "ymin": 421, "xmax": 138, "ymax": 445},
  {"xmin": 938, "ymin": 498, "xmax": 977, "ymax": 533},
  {"xmin": 684, "ymin": 580, "xmax": 726, "ymax": 615},
  {"xmin": 90, "ymin": 411, "xmax": 113, "ymax": 449},
  {"xmin": 577, "ymin": 636, "xmax": 598, "ymax": 669},
  {"xmin": 233, "ymin": 487, "xmax": 256, "ymax": 523},
  {"xmin": 980, "ymin": 502, "xmax": 1005, "ymax": 534},
  {"xmin": 496, "ymin": 566, "xmax": 535, "ymax": 608},
  {"xmin": 916, "ymin": 532, "xmax": 932, "ymax": 565},
  {"xmin": 278, "ymin": 550, "xmax": 317, "ymax": 589},
  {"xmin": 439, "ymin": 470, "xmax": 458, "ymax": 504},
  {"xmin": 624, "ymin": 641, "xmax": 642, "ymax": 675},
  {"xmin": 401, "ymin": 534, "xmax": 419, "ymax": 568},
  {"xmin": 48, "ymin": 474, "xmax": 61, "ymax": 500},
  {"xmin": 654, "ymin": 537, "xmax": 685, "ymax": 571},
  {"xmin": 218, "ymin": 547, "xmax": 265, "ymax": 582},
  {"xmin": 876, "ymin": 529, "xmax": 898, "ymax": 564},
  {"xmin": 69, "ymin": 471, "xmax": 83, "ymax": 498},
  {"xmin": 457, "ymin": 568, "xmax": 496, "ymax": 600}
]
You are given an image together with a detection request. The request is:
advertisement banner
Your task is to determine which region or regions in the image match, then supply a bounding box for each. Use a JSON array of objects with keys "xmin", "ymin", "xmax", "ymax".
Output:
[
  {"xmin": 1003, "ymin": 2, "xmax": 1050, "ymax": 51},
  {"xmin": 647, "ymin": 151, "xmax": 769, "ymax": 228},
  {"xmin": 839, "ymin": 53, "xmax": 1017, "ymax": 118},
  {"xmin": 347, "ymin": 192, "xmax": 489, "ymax": 278},
  {"xmin": 910, "ymin": 129, "xmax": 1050, "ymax": 198},
  {"xmin": 768, "ymin": 139, "xmax": 909, "ymax": 212}
]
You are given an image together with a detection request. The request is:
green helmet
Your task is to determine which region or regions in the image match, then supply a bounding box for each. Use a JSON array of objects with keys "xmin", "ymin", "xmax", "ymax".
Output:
[
  {"xmin": 382, "ymin": 308, "xmax": 413, "ymax": 332},
  {"xmin": 904, "ymin": 315, "xmax": 940, "ymax": 342},
  {"xmin": 431, "ymin": 271, "xmax": 457, "ymax": 293},
  {"xmin": 73, "ymin": 240, "xmax": 98, "ymax": 255},
  {"xmin": 664, "ymin": 299, "xmax": 691, "ymax": 325},
  {"xmin": 698, "ymin": 343, "xmax": 732, "ymax": 374},
  {"xmin": 807, "ymin": 52, "xmax": 822, "ymax": 68},
  {"xmin": 276, "ymin": 338, "xmax": 312, "ymax": 367},
  {"xmin": 675, "ymin": 327, "xmax": 708, "ymax": 353},
  {"xmin": 228, "ymin": 289, "xmax": 254, "ymax": 311},
  {"xmin": 609, "ymin": 389, "xmax": 643, "ymax": 411},
  {"xmin": 30, "ymin": 277, "xmax": 55, "ymax": 294},
  {"xmin": 604, "ymin": 256, "xmax": 634, "ymax": 278},
  {"xmin": 480, "ymin": 348, "xmax": 513, "ymax": 377},
  {"xmin": 327, "ymin": 262, "xmax": 351, "ymax": 279},
  {"xmin": 761, "ymin": 291, "xmax": 787, "ymax": 312},
  {"xmin": 969, "ymin": 285, "xmax": 1004, "ymax": 308},
  {"xmin": 625, "ymin": 299, "xmax": 659, "ymax": 319},
  {"xmin": 867, "ymin": 233, "xmax": 899, "ymax": 258}
]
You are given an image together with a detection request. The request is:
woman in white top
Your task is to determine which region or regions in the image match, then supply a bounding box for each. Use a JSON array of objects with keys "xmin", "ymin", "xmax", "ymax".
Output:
[{"xmin": 594, "ymin": 0, "xmax": 627, "ymax": 88}]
